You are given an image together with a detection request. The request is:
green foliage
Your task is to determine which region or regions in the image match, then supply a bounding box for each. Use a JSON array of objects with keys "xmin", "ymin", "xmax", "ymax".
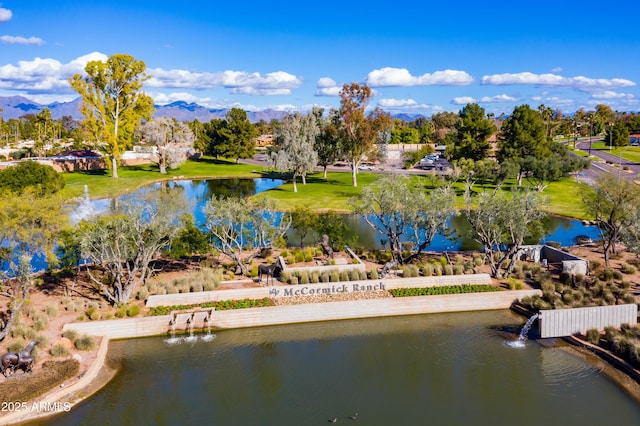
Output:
[
  {"xmin": 149, "ymin": 298, "xmax": 274, "ymax": 316},
  {"xmin": 313, "ymin": 210, "xmax": 348, "ymax": 250},
  {"xmin": 50, "ymin": 343, "xmax": 69, "ymax": 357},
  {"xmin": 167, "ymin": 213, "xmax": 210, "ymax": 258},
  {"xmin": 0, "ymin": 161, "xmax": 65, "ymax": 196},
  {"xmin": 69, "ymin": 53, "xmax": 154, "ymax": 178},
  {"xmin": 62, "ymin": 329, "xmax": 78, "ymax": 341},
  {"xmin": 507, "ymin": 277, "xmax": 524, "ymax": 290},
  {"xmin": 447, "ymin": 103, "xmax": 496, "ymax": 162},
  {"xmin": 621, "ymin": 264, "xmax": 637, "ymax": 274},
  {"xmin": 390, "ymin": 285, "xmax": 501, "ymax": 297},
  {"xmin": 74, "ymin": 334, "xmax": 96, "ymax": 351},
  {"xmin": 127, "ymin": 305, "xmax": 141, "ymax": 317},
  {"xmin": 369, "ymin": 268, "xmax": 379, "ymax": 280}
]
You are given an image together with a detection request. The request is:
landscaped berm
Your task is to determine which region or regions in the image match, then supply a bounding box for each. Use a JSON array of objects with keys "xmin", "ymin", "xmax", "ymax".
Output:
[{"xmin": 0, "ymin": 244, "xmax": 639, "ymax": 424}]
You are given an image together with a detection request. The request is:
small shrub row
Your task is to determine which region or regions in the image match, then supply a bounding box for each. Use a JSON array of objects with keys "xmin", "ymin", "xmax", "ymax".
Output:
[
  {"xmin": 143, "ymin": 267, "xmax": 223, "ymax": 297},
  {"xmin": 149, "ymin": 298, "xmax": 274, "ymax": 316},
  {"xmin": 280, "ymin": 268, "xmax": 367, "ymax": 285},
  {"xmin": 389, "ymin": 285, "xmax": 502, "ymax": 297}
]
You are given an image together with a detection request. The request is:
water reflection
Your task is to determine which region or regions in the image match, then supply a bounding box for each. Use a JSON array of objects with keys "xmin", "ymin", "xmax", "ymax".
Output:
[{"xmin": 77, "ymin": 178, "xmax": 600, "ymax": 251}]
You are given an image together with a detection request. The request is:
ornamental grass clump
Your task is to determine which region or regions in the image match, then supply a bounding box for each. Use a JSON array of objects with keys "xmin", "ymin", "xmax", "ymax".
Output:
[
  {"xmin": 50, "ymin": 343, "xmax": 69, "ymax": 357},
  {"xmin": 74, "ymin": 334, "xmax": 96, "ymax": 351}
]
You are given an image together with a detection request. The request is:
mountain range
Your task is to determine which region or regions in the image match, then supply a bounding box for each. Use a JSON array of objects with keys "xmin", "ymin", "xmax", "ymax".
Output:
[
  {"xmin": 0, "ymin": 96, "xmax": 293, "ymax": 123},
  {"xmin": 0, "ymin": 96, "xmax": 426, "ymax": 123}
]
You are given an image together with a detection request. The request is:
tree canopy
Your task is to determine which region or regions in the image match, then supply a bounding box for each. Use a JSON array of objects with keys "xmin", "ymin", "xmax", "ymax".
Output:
[
  {"xmin": 272, "ymin": 110, "xmax": 320, "ymax": 192},
  {"xmin": 69, "ymin": 53, "xmax": 154, "ymax": 178},
  {"xmin": 339, "ymin": 83, "xmax": 392, "ymax": 187},
  {"xmin": 0, "ymin": 161, "xmax": 65, "ymax": 196},
  {"xmin": 447, "ymin": 103, "xmax": 496, "ymax": 162}
]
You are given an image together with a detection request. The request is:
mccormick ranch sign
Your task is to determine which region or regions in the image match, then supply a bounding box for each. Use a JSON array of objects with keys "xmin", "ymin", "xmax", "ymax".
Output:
[{"xmin": 268, "ymin": 282, "xmax": 386, "ymax": 298}]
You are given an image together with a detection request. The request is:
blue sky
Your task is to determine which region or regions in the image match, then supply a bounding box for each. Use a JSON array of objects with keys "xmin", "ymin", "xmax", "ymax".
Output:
[{"xmin": 0, "ymin": 0, "xmax": 639, "ymax": 116}]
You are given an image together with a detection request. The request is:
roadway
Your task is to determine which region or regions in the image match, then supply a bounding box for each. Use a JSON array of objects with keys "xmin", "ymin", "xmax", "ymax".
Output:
[{"xmin": 573, "ymin": 138, "xmax": 640, "ymax": 184}]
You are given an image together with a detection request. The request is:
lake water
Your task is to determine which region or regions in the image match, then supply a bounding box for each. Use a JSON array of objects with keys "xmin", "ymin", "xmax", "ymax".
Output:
[
  {"xmin": 77, "ymin": 178, "xmax": 600, "ymax": 250},
  {"xmin": 2, "ymin": 178, "xmax": 601, "ymax": 274},
  {"xmin": 38, "ymin": 311, "xmax": 640, "ymax": 426}
]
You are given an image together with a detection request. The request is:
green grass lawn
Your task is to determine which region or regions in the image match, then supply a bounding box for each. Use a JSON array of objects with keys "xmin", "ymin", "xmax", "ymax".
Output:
[
  {"xmin": 591, "ymin": 141, "xmax": 640, "ymax": 163},
  {"xmin": 60, "ymin": 157, "xmax": 265, "ymax": 199},
  {"xmin": 59, "ymin": 158, "xmax": 593, "ymax": 219},
  {"xmin": 253, "ymin": 170, "xmax": 382, "ymax": 211}
]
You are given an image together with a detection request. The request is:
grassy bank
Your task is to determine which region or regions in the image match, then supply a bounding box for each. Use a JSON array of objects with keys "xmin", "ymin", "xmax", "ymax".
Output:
[
  {"xmin": 60, "ymin": 157, "xmax": 266, "ymax": 199},
  {"xmin": 60, "ymin": 157, "xmax": 592, "ymax": 218}
]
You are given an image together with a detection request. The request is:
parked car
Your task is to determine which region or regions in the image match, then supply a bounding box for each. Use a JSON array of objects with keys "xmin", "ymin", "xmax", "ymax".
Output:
[{"xmin": 358, "ymin": 164, "xmax": 374, "ymax": 171}]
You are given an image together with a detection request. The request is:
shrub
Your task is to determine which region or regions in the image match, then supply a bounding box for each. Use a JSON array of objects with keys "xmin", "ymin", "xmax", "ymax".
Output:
[
  {"xmin": 74, "ymin": 334, "xmax": 96, "ymax": 351},
  {"xmin": 422, "ymin": 263, "xmax": 433, "ymax": 277},
  {"xmin": 443, "ymin": 264, "xmax": 453, "ymax": 275},
  {"xmin": 311, "ymin": 271, "xmax": 320, "ymax": 283},
  {"xmin": 453, "ymin": 264, "xmax": 465, "ymax": 275},
  {"xmin": 280, "ymin": 272, "xmax": 291, "ymax": 284},
  {"xmin": 45, "ymin": 303, "xmax": 59, "ymax": 318},
  {"xmin": 50, "ymin": 343, "xmax": 69, "ymax": 357},
  {"xmin": 473, "ymin": 255, "xmax": 485, "ymax": 267},
  {"xmin": 115, "ymin": 305, "xmax": 128, "ymax": 318},
  {"xmin": 299, "ymin": 271, "xmax": 310, "ymax": 284},
  {"xmin": 290, "ymin": 276, "xmax": 299, "ymax": 285},
  {"xmin": 320, "ymin": 272, "xmax": 330, "ymax": 283},
  {"xmin": 340, "ymin": 271, "xmax": 350, "ymax": 282},
  {"xmin": 190, "ymin": 282, "xmax": 204, "ymax": 293},
  {"xmin": 89, "ymin": 311, "xmax": 101, "ymax": 321},
  {"xmin": 136, "ymin": 287, "xmax": 150, "ymax": 301},
  {"xmin": 8, "ymin": 339, "xmax": 26, "ymax": 353},
  {"xmin": 369, "ymin": 269, "xmax": 379, "ymax": 280},
  {"xmin": 585, "ymin": 328, "xmax": 600, "ymax": 344},
  {"xmin": 507, "ymin": 277, "xmax": 523, "ymax": 290},
  {"xmin": 62, "ymin": 329, "xmax": 78, "ymax": 342},
  {"xmin": 621, "ymin": 264, "xmax": 637, "ymax": 275},
  {"xmin": 127, "ymin": 305, "xmax": 141, "ymax": 317},
  {"xmin": 0, "ymin": 160, "xmax": 65, "ymax": 195},
  {"xmin": 330, "ymin": 271, "xmax": 340, "ymax": 282}
]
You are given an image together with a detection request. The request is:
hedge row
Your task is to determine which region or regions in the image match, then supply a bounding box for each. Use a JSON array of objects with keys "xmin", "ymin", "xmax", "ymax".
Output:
[
  {"xmin": 389, "ymin": 285, "xmax": 502, "ymax": 297},
  {"xmin": 149, "ymin": 297, "xmax": 274, "ymax": 316}
]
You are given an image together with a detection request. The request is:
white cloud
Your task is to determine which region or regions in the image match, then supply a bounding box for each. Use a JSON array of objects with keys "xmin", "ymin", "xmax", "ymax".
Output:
[
  {"xmin": 479, "ymin": 94, "xmax": 517, "ymax": 103},
  {"xmin": 452, "ymin": 94, "xmax": 517, "ymax": 105},
  {"xmin": 533, "ymin": 96, "xmax": 575, "ymax": 106},
  {"xmin": 591, "ymin": 90, "xmax": 635, "ymax": 100},
  {"xmin": 366, "ymin": 67, "xmax": 474, "ymax": 87},
  {"xmin": 378, "ymin": 98, "xmax": 418, "ymax": 108},
  {"xmin": 378, "ymin": 98, "xmax": 440, "ymax": 113},
  {"xmin": 551, "ymin": 67, "xmax": 563, "ymax": 73},
  {"xmin": 481, "ymin": 72, "xmax": 636, "ymax": 92},
  {"xmin": 317, "ymin": 77, "xmax": 336, "ymax": 88},
  {"xmin": 0, "ymin": 52, "xmax": 303, "ymax": 96},
  {"xmin": 1, "ymin": 35, "xmax": 44, "ymax": 45},
  {"xmin": 0, "ymin": 54, "xmax": 98, "ymax": 92},
  {"xmin": 147, "ymin": 68, "xmax": 302, "ymax": 95},
  {"xmin": 452, "ymin": 96, "xmax": 476, "ymax": 105},
  {"xmin": 0, "ymin": 7, "xmax": 12, "ymax": 23}
]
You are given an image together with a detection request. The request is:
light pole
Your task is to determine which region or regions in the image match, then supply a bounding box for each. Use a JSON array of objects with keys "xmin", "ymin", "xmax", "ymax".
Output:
[{"xmin": 618, "ymin": 145, "xmax": 631, "ymax": 181}]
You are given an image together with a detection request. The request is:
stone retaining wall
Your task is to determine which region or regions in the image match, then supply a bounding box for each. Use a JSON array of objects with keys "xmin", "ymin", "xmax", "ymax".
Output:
[
  {"xmin": 64, "ymin": 287, "xmax": 540, "ymax": 339},
  {"xmin": 145, "ymin": 273, "xmax": 493, "ymax": 307}
]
